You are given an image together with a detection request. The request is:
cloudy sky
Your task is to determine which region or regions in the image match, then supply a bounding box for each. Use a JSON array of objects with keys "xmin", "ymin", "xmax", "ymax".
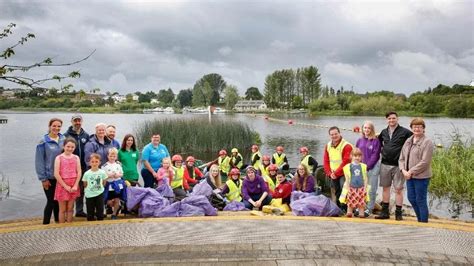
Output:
[{"xmin": 1, "ymin": 0, "xmax": 473, "ymax": 95}]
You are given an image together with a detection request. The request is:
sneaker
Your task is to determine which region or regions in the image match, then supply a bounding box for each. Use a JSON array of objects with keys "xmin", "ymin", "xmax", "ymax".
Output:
[
  {"xmin": 75, "ymin": 211, "xmax": 87, "ymax": 218},
  {"xmin": 364, "ymin": 209, "xmax": 370, "ymax": 217},
  {"xmin": 106, "ymin": 206, "xmax": 113, "ymax": 215},
  {"xmin": 346, "ymin": 213, "xmax": 353, "ymax": 218},
  {"xmin": 395, "ymin": 210, "xmax": 403, "ymax": 221},
  {"xmin": 111, "ymin": 215, "xmax": 118, "ymax": 220}
]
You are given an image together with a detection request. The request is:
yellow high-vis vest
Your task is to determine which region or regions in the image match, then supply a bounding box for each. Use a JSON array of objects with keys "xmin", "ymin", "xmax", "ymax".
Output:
[
  {"xmin": 225, "ymin": 179, "xmax": 242, "ymax": 202},
  {"xmin": 171, "ymin": 166, "xmax": 184, "ymax": 189},
  {"xmin": 326, "ymin": 139, "xmax": 351, "ymax": 171}
]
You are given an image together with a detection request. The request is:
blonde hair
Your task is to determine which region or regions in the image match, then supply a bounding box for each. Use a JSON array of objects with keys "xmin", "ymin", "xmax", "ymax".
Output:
[
  {"xmin": 95, "ymin": 123, "xmax": 107, "ymax": 130},
  {"xmin": 351, "ymin": 147, "xmax": 363, "ymax": 158},
  {"xmin": 209, "ymin": 164, "xmax": 222, "ymax": 188},
  {"xmin": 108, "ymin": 147, "xmax": 118, "ymax": 155},
  {"xmin": 362, "ymin": 121, "xmax": 376, "ymax": 139}
]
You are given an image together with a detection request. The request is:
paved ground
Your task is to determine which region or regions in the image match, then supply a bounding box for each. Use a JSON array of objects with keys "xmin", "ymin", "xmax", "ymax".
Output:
[{"xmin": 0, "ymin": 215, "xmax": 473, "ymax": 265}]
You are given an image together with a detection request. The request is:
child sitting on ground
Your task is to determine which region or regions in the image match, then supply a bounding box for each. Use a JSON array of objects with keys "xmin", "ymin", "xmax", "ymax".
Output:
[{"xmin": 340, "ymin": 148, "xmax": 369, "ymax": 218}]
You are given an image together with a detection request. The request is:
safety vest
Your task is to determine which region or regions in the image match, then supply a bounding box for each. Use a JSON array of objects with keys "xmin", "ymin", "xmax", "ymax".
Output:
[
  {"xmin": 225, "ymin": 179, "xmax": 242, "ymax": 202},
  {"xmin": 326, "ymin": 139, "xmax": 351, "ymax": 172},
  {"xmin": 251, "ymin": 151, "xmax": 262, "ymax": 169},
  {"xmin": 272, "ymin": 153, "xmax": 286, "ymax": 168},
  {"xmin": 171, "ymin": 166, "xmax": 184, "ymax": 189},
  {"xmin": 301, "ymin": 155, "xmax": 314, "ymax": 174},
  {"xmin": 264, "ymin": 175, "xmax": 277, "ymax": 191},
  {"xmin": 218, "ymin": 156, "xmax": 231, "ymax": 174},
  {"xmin": 231, "ymin": 153, "xmax": 243, "ymax": 169},
  {"xmin": 259, "ymin": 164, "xmax": 270, "ymax": 179},
  {"xmin": 339, "ymin": 163, "xmax": 370, "ymax": 204}
]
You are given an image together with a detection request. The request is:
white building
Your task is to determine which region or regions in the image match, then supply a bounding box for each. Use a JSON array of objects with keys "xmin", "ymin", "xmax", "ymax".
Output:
[{"xmin": 234, "ymin": 100, "xmax": 267, "ymax": 111}]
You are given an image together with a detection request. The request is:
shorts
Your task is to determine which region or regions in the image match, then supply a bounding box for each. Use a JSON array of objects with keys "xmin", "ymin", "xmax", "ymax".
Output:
[
  {"xmin": 380, "ymin": 164, "xmax": 405, "ymax": 189},
  {"xmin": 107, "ymin": 191, "xmax": 122, "ymax": 200}
]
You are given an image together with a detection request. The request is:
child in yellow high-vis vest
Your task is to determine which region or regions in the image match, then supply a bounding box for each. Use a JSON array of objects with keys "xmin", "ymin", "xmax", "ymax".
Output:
[{"xmin": 339, "ymin": 148, "xmax": 370, "ymax": 218}]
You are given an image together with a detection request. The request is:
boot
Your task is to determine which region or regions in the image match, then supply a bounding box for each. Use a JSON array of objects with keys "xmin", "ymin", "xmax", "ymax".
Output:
[
  {"xmin": 375, "ymin": 202, "xmax": 390, "ymax": 219},
  {"xmin": 395, "ymin": 205, "xmax": 403, "ymax": 221}
]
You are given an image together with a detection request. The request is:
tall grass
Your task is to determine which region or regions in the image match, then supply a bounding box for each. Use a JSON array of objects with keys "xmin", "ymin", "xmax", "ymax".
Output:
[
  {"xmin": 135, "ymin": 118, "xmax": 259, "ymax": 161},
  {"xmin": 430, "ymin": 132, "xmax": 473, "ymax": 217}
]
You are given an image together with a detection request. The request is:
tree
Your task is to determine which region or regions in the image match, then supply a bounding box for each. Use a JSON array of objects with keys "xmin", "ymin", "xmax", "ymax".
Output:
[
  {"xmin": 157, "ymin": 88, "xmax": 175, "ymax": 104},
  {"xmin": 192, "ymin": 73, "xmax": 227, "ymax": 105},
  {"xmin": 177, "ymin": 88, "xmax": 193, "ymax": 107},
  {"xmin": 245, "ymin": 87, "xmax": 263, "ymax": 100},
  {"xmin": 0, "ymin": 23, "xmax": 94, "ymax": 90},
  {"xmin": 223, "ymin": 85, "xmax": 239, "ymax": 110},
  {"xmin": 125, "ymin": 93, "xmax": 134, "ymax": 103}
]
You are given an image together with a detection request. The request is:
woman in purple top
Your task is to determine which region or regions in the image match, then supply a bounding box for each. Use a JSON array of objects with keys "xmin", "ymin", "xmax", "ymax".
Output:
[
  {"xmin": 242, "ymin": 166, "xmax": 272, "ymax": 210},
  {"xmin": 292, "ymin": 164, "xmax": 316, "ymax": 194},
  {"xmin": 355, "ymin": 121, "xmax": 381, "ymax": 215}
]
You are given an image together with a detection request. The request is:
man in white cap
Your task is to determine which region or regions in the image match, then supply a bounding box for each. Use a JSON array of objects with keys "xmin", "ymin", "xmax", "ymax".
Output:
[{"xmin": 64, "ymin": 114, "xmax": 89, "ymax": 217}]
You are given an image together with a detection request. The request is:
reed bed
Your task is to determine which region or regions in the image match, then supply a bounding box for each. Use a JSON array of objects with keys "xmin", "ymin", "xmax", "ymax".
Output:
[
  {"xmin": 430, "ymin": 134, "xmax": 473, "ymax": 217},
  {"xmin": 135, "ymin": 118, "xmax": 259, "ymax": 159}
]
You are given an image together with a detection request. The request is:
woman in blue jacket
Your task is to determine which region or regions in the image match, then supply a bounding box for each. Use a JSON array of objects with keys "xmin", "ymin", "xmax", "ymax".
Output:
[{"xmin": 35, "ymin": 118, "xmax": 65, "ymax": 224}]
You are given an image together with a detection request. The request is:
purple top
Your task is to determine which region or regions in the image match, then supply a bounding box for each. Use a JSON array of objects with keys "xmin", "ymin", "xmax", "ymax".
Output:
[
  {"xmin": 355, "ymin": 137, "xmax": 381, "ymax": 170},
  {"xmin": 242, "ymin": 174, "xmax": 269, "ymax": 200},
  {"xmin": 292, "ymin": 175, "xmax": 316, "ymax": 193}
]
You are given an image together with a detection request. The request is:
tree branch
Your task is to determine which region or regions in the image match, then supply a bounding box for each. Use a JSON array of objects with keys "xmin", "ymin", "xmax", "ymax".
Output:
[{"xmin": 2, "ymin": 49, "xmax": 96, "ymax": 70}]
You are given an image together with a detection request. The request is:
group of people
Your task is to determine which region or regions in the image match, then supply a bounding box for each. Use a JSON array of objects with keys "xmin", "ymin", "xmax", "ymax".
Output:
[{"xmin": 35, "ymin": 111, "xmax": 434, "ymax": 224}]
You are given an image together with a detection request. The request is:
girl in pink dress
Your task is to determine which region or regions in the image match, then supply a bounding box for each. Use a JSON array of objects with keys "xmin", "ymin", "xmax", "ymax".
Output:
[
  {"xmin": 156, "ymin": 157, "xmax": 174, "ymax": 187},
  {"xmin": 54, "ymin": 138, "xmax": 82, "ymax": 223}
]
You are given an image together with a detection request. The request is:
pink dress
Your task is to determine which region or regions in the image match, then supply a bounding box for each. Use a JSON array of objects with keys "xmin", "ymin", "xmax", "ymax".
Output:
[
  {"xmin": 54, "ymin": 154, "xmax": 80, "ymax": 201},
  {"xmin": 156, "ymin": 167, "xmax": 174, "ymax": 186}
]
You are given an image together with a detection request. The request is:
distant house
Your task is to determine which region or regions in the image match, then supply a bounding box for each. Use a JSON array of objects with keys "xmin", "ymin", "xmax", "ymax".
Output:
[
  {"xmin": 150, "ymin": 99, "xmax": 160, "ymax": 104},
  {"xmin": 234, "ymin": 100, "xmax": 267, "ymax": 111}
]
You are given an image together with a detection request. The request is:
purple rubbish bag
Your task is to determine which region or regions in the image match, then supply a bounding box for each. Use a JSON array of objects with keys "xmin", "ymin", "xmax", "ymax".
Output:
[
  {"xmin": 290, "ymin": 195, "xmax": 341, "ymax": 217},
  {"xmin": 223, "ymin": 200, "xmax": 248, "ymax": 211}
]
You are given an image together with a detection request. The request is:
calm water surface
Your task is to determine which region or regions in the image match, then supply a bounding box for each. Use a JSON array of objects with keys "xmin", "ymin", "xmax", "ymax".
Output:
[{"xmin": 0, "ymin": 112, "xmax": 472, "ymax": 221}]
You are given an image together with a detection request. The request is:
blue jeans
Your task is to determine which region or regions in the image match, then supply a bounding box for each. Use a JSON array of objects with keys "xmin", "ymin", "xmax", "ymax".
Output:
[
  {"xmin": 243, "ymin": 193, "xmax": 272, "ymax": 210},
  {"xmin": 406, "ymin": 178, "xmax": 430, "ymax": 223},
  {"xmin": 367, "ymin": 162, "xmax": 380, "ymax": 212}
]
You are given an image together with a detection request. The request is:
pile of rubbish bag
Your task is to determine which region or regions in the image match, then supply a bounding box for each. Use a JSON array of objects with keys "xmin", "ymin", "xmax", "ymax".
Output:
[
  {"xmin": 290, "ymin": 191, "xmax": 341, "ymax": 217},
  {"xmin": 126, "ymin": 181, "xmax": 217, "ymax": 217}
]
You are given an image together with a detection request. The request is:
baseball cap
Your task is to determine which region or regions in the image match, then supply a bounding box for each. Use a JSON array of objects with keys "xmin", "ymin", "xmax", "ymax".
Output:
[{"xmin": 71, "ymin": 114, "xmax": 83, "ymax": 120}]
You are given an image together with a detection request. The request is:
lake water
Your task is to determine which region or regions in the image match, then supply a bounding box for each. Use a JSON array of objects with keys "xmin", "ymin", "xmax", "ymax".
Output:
[{"xmin": 0, "ymin": 111, "xmax": 472, "ymax": 221}]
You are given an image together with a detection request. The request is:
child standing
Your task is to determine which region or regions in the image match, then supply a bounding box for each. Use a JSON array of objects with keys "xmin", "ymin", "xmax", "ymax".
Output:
[
  {"xmin": 102, "ymin": 148, "xmax": 126, "ymax": 220},
  {"xmin": 340, "ymin": 148, "xmax": 369, "ymax": 218},
  {"xmin": 53, "ymin": 138, "xmax": 82, "ymax": 223},
  {"xmin": 83, "ymin": 153, "xmax": 107, "ymax": 221}
]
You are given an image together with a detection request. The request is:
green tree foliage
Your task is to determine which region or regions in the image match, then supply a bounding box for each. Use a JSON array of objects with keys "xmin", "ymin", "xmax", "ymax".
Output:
[
  {"xmin": 191, "ymin": 73, "xmax": 227, "ymax": 106},
  {"xmin": 157, "ymin": 88, "xmax": 175, "ymax": 104},
  {"xmin": 446, "ymin": 97, "xmax": 474, "ymax": 118},
  {"xmin": 223, "ymin": 84, "xmax": 240, "ymax": 110},
  {"xmin": 177, "ymin": 88, "xmax": 193, "ymax": 108},
  {"xmin": 348, "ymin": 96, "xmax": 405, "ymax": 115},
  {"xmin": 264, "ymin": 66, "xmax": 321, "ymax": 109},
  {"xmin": 245, "ymin": 87, "xmax": 263, "ymax": 100}
]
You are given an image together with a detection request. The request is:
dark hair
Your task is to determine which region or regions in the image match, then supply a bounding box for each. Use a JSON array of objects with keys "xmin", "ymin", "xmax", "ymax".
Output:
[
  {"xmin": 385, "ymin": 111, "xmax": 398, "ymax": 118},
  {"xmin": 121, "ymin": 134, "xmax": 137, "ymax": 151},
  {"xmin": 328, "ymin": 126, "xmax": 340, "ymax": 134},
  {"xmin": 64, "ymin": 137, "xmax": 77, "ymax": 147},
  {"xmin": 48, "ymin": 118, "xmax": 63, "ymax": 127}
]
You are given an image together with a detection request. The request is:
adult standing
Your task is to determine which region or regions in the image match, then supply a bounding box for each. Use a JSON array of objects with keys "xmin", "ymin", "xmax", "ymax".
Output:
[
  {"xmin": 35, "ymin": 118, "xmax": 65, "ymax": 224},
  {"xmin": 376, "ymin": 111, "xmax": 412, "ymax": 220},
  {"xmin": 323, "ymin": 126, "xmax": 353, "ymax": 209},
  {"xmin": 84, "ymin": 123, "xmax": 113, "ymax": 167},
  {"xmin": 118, "ymin": 134, "xmax": 140, "ymax": 186},
  {"xmin": 141, "ymin": 134, "xmax": 170, "ymax": 188},
  {"xmin": 355, "ymin": 121, "xmax": 381, "ymax": 215},
  {"xmin": 398, "ymin": 118, "xmax": 434, "ymax": 223},
  {"xmin": 64, "ymin": 114, "xmax": 89, "ymax": 218},
  {"xmin": 106, "ymin": 125, "xmax": 120, "ymax": 149}
]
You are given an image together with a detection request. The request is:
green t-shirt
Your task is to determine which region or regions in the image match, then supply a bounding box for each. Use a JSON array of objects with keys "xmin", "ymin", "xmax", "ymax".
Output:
[
  {"xmin": 83, "ymin": 169, "xmax": 107, "ymax": 198},
  {"xmin": 118, "ymin": 149, "xmax": 140, "ymax": 182}
]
